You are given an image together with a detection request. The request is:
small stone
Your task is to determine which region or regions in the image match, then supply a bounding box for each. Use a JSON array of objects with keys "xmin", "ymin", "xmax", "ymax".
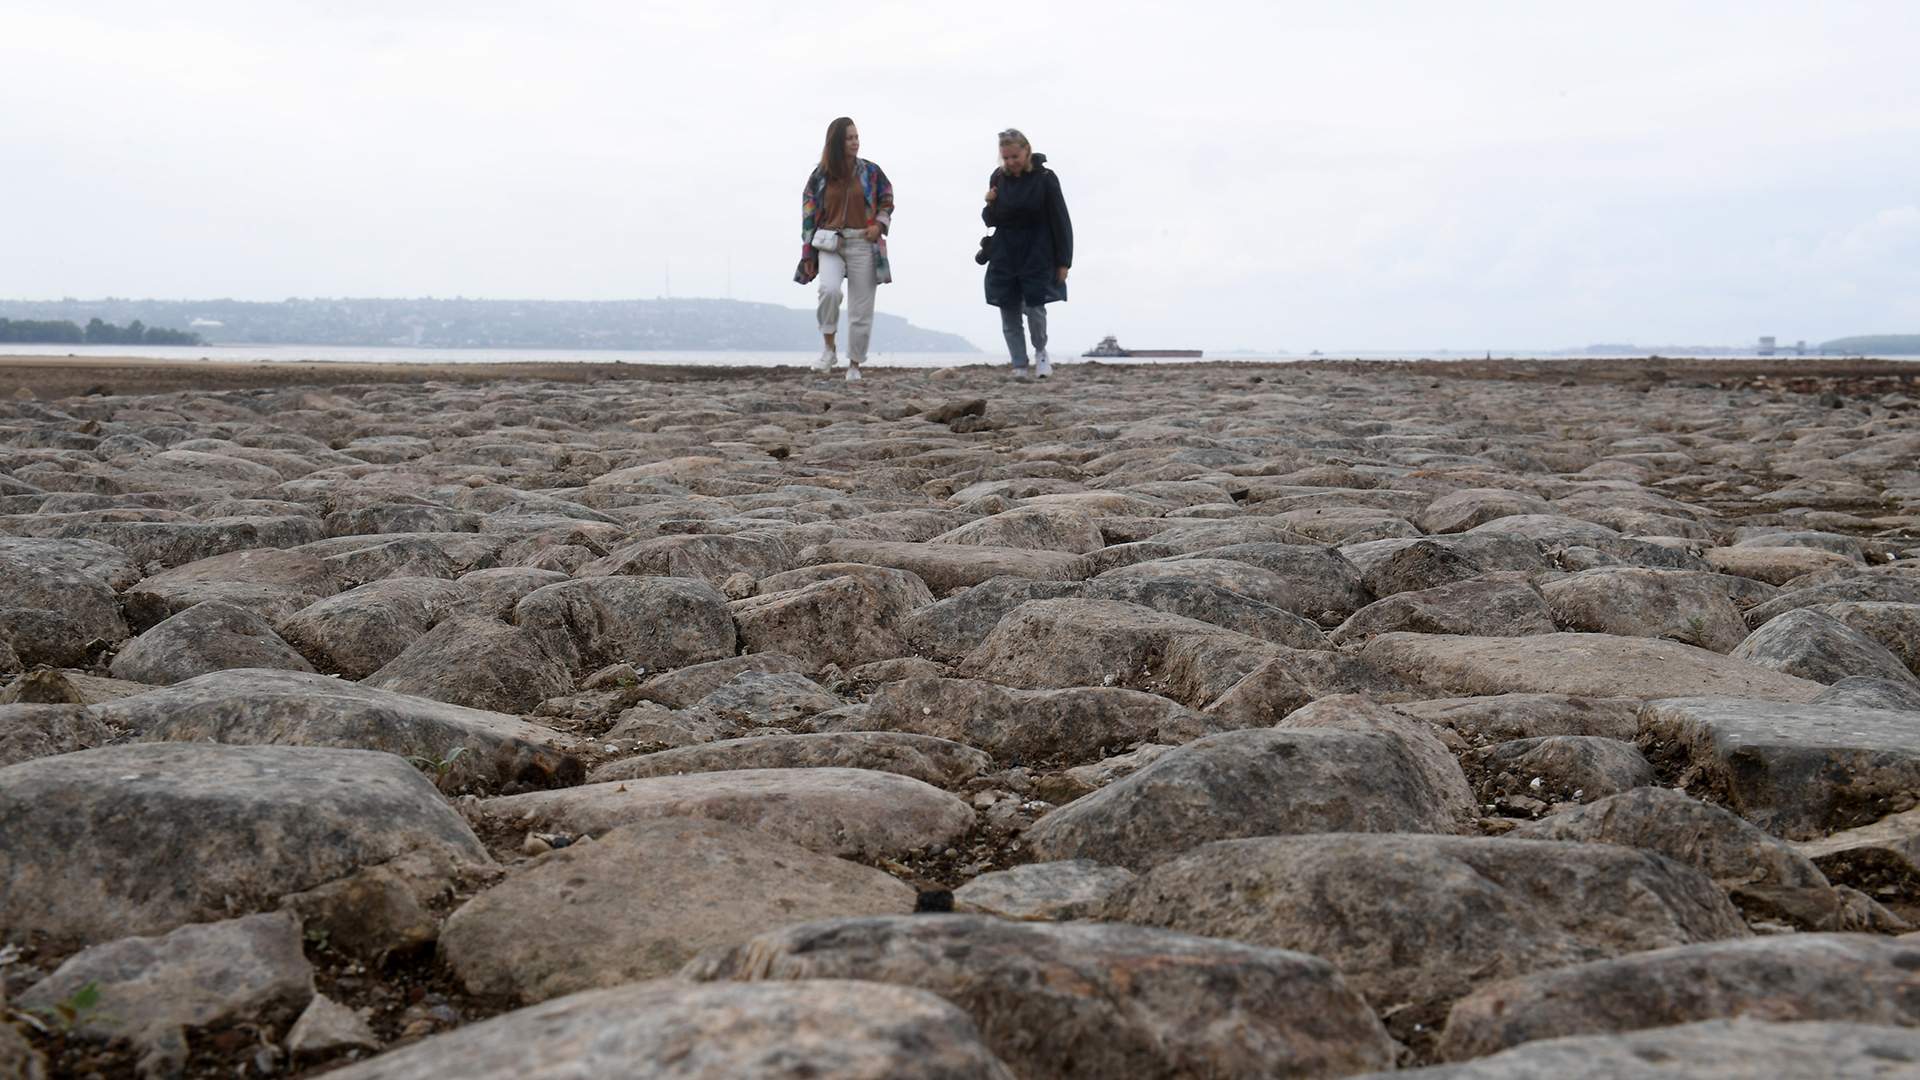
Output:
[{"xmin": 288, "ymin": 994, "xmax": 381, "ymax": 1057}]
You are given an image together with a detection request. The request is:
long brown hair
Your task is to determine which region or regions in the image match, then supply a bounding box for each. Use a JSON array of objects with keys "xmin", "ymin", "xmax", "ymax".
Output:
[{"xmin": 820, "ymin": 117, "xmax": 856, "ymax": 179}]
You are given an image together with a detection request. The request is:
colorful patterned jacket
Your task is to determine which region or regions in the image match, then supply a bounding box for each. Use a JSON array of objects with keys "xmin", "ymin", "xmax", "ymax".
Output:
[{"xmin": 794, "ymin": 158, "xmax": 894, "ymax": 285}]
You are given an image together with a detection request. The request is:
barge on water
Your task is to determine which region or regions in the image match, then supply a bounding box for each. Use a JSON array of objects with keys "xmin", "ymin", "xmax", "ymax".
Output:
[{"xmin": 1082, "ymin": 335, "xmax": 1203, "ymax": 359}]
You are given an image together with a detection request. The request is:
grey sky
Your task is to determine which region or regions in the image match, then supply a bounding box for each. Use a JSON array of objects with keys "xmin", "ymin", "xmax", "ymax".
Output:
[{"xmin": 3, "ymin": 0, "xmax": 1916, "ymax": 352}]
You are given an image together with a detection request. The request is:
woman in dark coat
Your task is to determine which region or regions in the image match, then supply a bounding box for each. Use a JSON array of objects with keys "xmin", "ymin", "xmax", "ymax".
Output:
[{"xmin": 983, "ymin": 128, "xmax": 1072, "ymax": 379}]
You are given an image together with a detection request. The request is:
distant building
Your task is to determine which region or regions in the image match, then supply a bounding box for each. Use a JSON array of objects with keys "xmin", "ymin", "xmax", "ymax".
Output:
[{"xmin": 1758, "ymin": 336, "xmax": 1776, "ymax": 356}]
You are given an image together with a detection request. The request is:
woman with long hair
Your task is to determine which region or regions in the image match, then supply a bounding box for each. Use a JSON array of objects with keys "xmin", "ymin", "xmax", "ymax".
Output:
[
  {"xmin": 794, "ymin": 117, "xmax": 894, "ymax": 382},
  {"xmin": 982, "ymin": 127, "xmax": 1072, "ymax": 379}
]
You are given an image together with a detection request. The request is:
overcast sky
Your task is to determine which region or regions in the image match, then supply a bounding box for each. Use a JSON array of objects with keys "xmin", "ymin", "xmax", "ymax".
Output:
[{"xmin": 3, "ymin": 1, "xmax": 1917, "ymax": 353}]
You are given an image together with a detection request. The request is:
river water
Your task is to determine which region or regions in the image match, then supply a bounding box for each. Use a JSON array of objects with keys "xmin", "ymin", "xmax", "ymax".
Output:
[{"xmin": 0, "ymin": 344, "xmax": 1908, "ymax": 367}]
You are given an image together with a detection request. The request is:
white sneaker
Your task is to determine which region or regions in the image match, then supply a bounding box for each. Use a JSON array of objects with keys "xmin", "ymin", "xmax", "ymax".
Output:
[
  {"xmin": 845, "ymin": 363, "xmax": 862, "ymax": 382},
  {"xmin": 1035, "ymin": 349, "xmax": 1052, "ymax": 379},
  {"xmin": 1012, "ymin": 366, "xmax": 1033, "ymax": 380},
  {"xmin": 813, "ymin": 348, "xmax": 834, "ymax": 373}
]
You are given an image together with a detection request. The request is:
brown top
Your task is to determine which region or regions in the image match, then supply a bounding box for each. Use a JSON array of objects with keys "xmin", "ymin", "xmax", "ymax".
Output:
[{"xmin": 817, "ymin": 173, "xmax": 868, "ymax": 230}]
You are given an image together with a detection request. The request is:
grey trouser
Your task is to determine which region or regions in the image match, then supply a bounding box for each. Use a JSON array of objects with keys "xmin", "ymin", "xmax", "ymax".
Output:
[
  {"xmin": 816, "ymin": 231, "xmax": 876, "ymax": 363},
  {"xmin": 999, "ymin": 302, "xmax": 1047, "ymax": 367}
]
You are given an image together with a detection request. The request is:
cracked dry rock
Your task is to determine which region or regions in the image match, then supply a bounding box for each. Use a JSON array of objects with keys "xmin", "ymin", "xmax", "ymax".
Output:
[{"xmin": 681, "ymin": 915, "xmax": 1398, "ymax": 1080}]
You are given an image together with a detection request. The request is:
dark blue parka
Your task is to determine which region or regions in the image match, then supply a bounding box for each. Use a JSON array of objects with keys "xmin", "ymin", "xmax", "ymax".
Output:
[{"xmin": 983, "ymin": 153, "xmax": 1073, "ymax": 308}]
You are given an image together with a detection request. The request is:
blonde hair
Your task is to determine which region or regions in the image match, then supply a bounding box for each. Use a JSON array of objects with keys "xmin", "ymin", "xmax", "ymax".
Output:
[{"xmin": 997, "ymin": 128, "xmax": 1030, "ymax": 149}]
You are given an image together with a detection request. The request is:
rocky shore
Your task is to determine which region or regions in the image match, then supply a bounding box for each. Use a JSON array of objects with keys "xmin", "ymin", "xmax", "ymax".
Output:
[{"xmin": 3, "ymin": 356, "xmax": 1919, "ymax": 1078}]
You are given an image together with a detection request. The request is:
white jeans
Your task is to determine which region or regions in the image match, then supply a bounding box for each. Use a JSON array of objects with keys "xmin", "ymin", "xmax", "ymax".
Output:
[{"xmin": 816, "ymin": 230, "xmax": 876, "ymax": 363}]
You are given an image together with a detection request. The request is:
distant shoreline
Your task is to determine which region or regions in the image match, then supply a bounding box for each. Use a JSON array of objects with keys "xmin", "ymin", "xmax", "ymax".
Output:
[{"xmin": 3, "ymin": 353, "xmax": 1916, "ymax": 401}]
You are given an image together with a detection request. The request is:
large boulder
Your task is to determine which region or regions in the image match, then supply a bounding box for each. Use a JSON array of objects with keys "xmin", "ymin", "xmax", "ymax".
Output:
[
  {"xmin": 930, "ymin": 506, "xmax": 1106, "ymax": 553},
  {"xmin": 588, "ymin": 731, "xmax": 990, "ymax": 789},
  {"xmin": 730, "ymin": 570, "xmax": 928, "ymax": 669},
  {"xmin": 964, "ymin": 599, "xmax": 1287, "ymax": 707},
  {"xmin": 363, "ymin": 615, "xmax": 574, "ymax": 713},
  {"xmin": 1466, "ymin": 735, "xmax": 1654, "ymax": 803},
  {"xmin": 1639, "ymin": 697, "xmax": 1920, "ymax": 839},
  {"xmin": 0, "ymin": 536, "xmax": 132, "ymax": 644},
  {"xmin": 576, "ymin": 532, "xmax": 799, "ymax": 585},
  {"xmin": 1361, "ymin": 1019, "xmax": 1920, "ymax": 1079},
  {"xmin": 93, "ymin": 668, "xmax": 580, "ymax": 790},
  {"xmin": 108, "ymin": 601, "xmax": 315, "ymax": 686},
  {"xmin": 1393, "ymin": 693, "xmax": 1642, "ymax": 745},
  {"xmin": 480, "ymin": 767, "xmax": 973, "ymax": 859},
  {"xmin": 855, "ymin": 677, "xmax": 1226, "ymax": 764},
  {"xmin": 1438, "ymin": 934, "xmax": 1920, "ymax": 1061},
  {"xmin": 1418, "ymin": 488, "xmax": 1554, "ymax": 534},
  {"xmin": 122, "ymin": 548, "xmax": 341, "ymax": 630},
  {"xmin": 1120, "ymin": 546, "xmax": 1371, "ymax": 623},
  {"xmin": 900, "ymin": 577, "xmax": 1089, "ymax": 660},
  {"xmin": 1082, "ymin": 575, "xmax": 1333, "ymax": 649},
  {"xmin": 682, "ymin": 915, "xmax": 1398, "ymax": 1080},
  {"xmin": 952, "ymin": 860, "xmax": 1137, "ymax": 921},
  {"xmin": 439, "ymin": 819, "xmax": 914, "ymax": 1002},
  {"xmin": 15, "ymin": 912, "xmax": 313, "ymax": 1065},
  {"xmin": 514, "ymin": 575, "xmax": 735, "ymax": 674},
  {"xmin": 321, "ymin": 979, "xmax": 1017, "ymax": 1080},
  {"xmin": 0, "ymin": 606, "xmax": 94, "ymax": 668},
  {"xmin": 1730, "ymin": 609, "xmax": 1920, "ymax": 687},
  {"xmin": 1744, "ymin": 576, "xmax": 1920, "ymax": 630},
  {"xmin": 1026, "ymin": 729, "xmax": 1463, "ymax": 869},
  {"xmin": 1263, "ymin": 505, "xmax": 1419, "ymax": 543},
  {"xmin": 1813, "ymin": 675, "xmax": 1920, "ymax": 712},
  {"xmin": 454, "ymin": 566, "xmax": 570, "ymax": 619},
  {"xmin": 1360, "ymin": 632, "xmax": 1824, "ymax": 702},
  {"xmin": 1114, "ymin": 834, "xmax": 1747, "ymax": 1009},
  {"xmin": 635, "ymin": 653, "xmax": 813, "ymax": 708},
  {"xmin": 1707, "ymin": 545, "xmax": 1860, "ymax": 585},
  {"xmin": 1513, "ymin": 787, "xmax": 1842, "ymax": 928},
  {"xmin": 1276, "ymin": 694, "xmax": 1479, "ymax": 819},
  {"xmin": 274, "ymin": 576, "xmax": 474, "ymax": 678},
  {"xmin": 0, "ymin": 743, "xmax": 491, "ymax": 948},
  {"xmin": 1539, "ymin": 568, "xmax": 1751, "ymax": 652},
  {"xmin": 57, "ymin": 517, "xmax": 326, "ymax": 572},
  {"xmin": 804, "ymin": 539, "xmax": 1087, "ymax": 595},
  {"xmin": 1330, "ymin": 575, "xmax": 1556, "ymax": 644},
  {"xmin": 1356, "ymin": 539, "xmax": 1490, "ymax": 597},
  {"xmin": 0, "ymin": 702, "xmax": 119, "ymax": 767}
]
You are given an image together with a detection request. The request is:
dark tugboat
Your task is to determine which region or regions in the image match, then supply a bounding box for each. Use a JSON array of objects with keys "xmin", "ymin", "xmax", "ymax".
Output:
[{"xmin": 1082, "ymin": 335, "xmax": 1203, "ymax": 359}]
